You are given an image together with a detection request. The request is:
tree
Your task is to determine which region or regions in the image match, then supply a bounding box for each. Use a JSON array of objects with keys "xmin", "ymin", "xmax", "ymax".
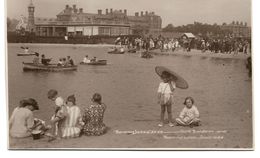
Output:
[{"xmin": 162, "ymin": 24, "xmax": 174, "ymax": 32}]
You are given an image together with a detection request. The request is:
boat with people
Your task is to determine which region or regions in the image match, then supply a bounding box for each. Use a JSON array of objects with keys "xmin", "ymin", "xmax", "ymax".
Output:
[
  {"xmin": 80, "ymin": 60, "xmax": 107, "ymax": 66},
  {"xmin": 22, "ymin": 62, "xmax": 78, "ymax": 72}
]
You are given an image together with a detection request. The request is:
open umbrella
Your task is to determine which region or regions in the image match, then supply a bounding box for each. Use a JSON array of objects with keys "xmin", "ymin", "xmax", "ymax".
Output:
[{"xmin": 155, "ymin": 66, "xmax": 189, "ymax": 89}]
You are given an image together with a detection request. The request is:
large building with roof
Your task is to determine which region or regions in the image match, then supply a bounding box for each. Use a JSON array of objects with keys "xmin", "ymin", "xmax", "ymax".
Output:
[
  {"xmin": 26, "ymin": 1, "xmax": 162, "ymax": 37},
  {"xmin": 220, "ymin": 21, "xmax": 251, "ymax": 38}
]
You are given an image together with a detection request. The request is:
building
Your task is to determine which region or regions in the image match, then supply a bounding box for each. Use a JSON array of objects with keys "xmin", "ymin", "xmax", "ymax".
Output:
[
  {"xmin": 220, "ymin": 21, "xmax": 251, "ymax": 38},
  {"xmin": 26, "ymin": 1, "xmax": 162, "ymax": 37}
]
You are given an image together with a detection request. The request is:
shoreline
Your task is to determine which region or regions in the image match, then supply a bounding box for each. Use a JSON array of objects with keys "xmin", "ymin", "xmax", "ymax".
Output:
[{"xmin": 7, "ymin": 43, "xmax": 251, "ymax": 60}]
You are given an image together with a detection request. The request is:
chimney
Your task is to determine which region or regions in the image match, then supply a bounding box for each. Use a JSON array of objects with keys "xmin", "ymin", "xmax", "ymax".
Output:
[
  {"xmin": 106, "ymin": 9, "xmax": 109, "ymax": 14},
  {"xmin": 236, "ymin": 21, "xmax": 239, "ymax": 25},
  {"xmin": 245, "ymin": 22, "xmax": 247, "ymax": 26},
  {"xmin": 240, "ymin": 21, "xmax": 243, "ymax": 26},
  {"xmin": 66, "ymin": 5, "xmax": 69, "ymax": 9},
  {"xmin": 73, "ymin": 4, "xmax": 77, "ymax": 13},
  {"xmin": 145, "ymin": 11, "xmax": 148, "ymax": 15},
  {"xmin": 110, "ymin": 8, "xmax": 113, "ymax": 14},
  {"xmin": 151, "ymin": 12, "xmax": 155, "ymax": 15},
  {"xmin": 141, "ymin": 11, "xmax": 143, "ymax": 16},
  {"xmin": 98, "ymin": 9, "xmax": 102, "ymax": 15},
  {"xmin": 124, "ymin": 9, "xmax": 127, "ymax": 15},
  {"xmin": 79, "ymin": 8, "xmax": 83, "ymax": 13},
  {"xmin": 119, "ymin": 9, "xmax": 122, "ymax": 13},
  {"xmin": 135, "ymin": 12, "xmax": 139, "ymax": 16}
]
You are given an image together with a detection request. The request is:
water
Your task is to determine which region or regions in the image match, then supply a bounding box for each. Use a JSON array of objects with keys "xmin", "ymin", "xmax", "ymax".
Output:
[{"xmin": 7, "ymin": 43, "xmax": 252, "ymax": 148}]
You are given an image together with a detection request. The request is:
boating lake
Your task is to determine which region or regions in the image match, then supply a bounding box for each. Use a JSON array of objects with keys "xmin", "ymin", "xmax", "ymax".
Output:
[{"xmin": 7, "ymin": 43, "xmax": 252, "ymax": 148}]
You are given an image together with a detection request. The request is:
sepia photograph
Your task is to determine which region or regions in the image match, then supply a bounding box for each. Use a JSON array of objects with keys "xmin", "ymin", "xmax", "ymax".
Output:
[{"xmin": 6, "ymin": 0, "xmax": 252, "ymax": 150}]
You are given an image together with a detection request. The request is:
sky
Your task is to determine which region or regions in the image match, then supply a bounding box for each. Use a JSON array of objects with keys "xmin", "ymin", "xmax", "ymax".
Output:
[{"xmin": 6, "ymin": 0, "xmax": 251, "ymax": 27}]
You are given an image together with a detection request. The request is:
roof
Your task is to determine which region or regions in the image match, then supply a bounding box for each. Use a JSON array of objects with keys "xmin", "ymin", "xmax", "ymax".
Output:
[{"xmin": 183, "ymin": 33, "xmax": 195, "ymax": 38}]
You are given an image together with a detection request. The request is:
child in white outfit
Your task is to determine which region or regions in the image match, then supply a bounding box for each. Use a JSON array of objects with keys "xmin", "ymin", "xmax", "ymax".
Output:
[
  {"xmin": 157, "ymin": 71, "xmax": 176, "ymax": 127},
  {"xmin": 176, "ymin": 97, "xmax": 201, "ymax": 127}
]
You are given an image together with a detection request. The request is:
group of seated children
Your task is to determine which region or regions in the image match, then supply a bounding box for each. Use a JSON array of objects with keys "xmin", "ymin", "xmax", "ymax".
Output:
[
  {"xmin": 82, "ymin": 55, "xmax": 97, "ymax": 63},
  {"xmin": 57, "ymin": 56, "xmax": 74, "ymax": 66},
  {"xmin": 9, "ymin": 89, "xmax": 107, "ymax": 142},
  {"xmin": 158, "ymin": 71, "xmax": 201, "ymax": 127}
]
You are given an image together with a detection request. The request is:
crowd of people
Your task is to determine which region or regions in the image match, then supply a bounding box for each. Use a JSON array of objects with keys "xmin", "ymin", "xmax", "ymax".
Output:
[{"xmin": 115, "ymin": 35, "xmax": 251, "ymax": 55}]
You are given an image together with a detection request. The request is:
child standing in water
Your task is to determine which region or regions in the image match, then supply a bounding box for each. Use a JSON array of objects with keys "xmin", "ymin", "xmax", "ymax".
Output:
[
  {"xmin": 175, "ymin": 97, "xmax": 200, "ymax": 127},
  {"xmin": 157, "ymin": 71, "xmax": 176, "ymax": 127}
]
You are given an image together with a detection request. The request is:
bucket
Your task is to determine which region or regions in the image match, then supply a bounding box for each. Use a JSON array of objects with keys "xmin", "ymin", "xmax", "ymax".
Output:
[{"xmin": 32, "ymin": 130, "xmax": 41, "ymax": 140}]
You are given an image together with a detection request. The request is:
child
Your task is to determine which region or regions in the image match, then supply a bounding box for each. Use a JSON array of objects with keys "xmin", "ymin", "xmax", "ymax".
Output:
[
  {"xmin": 175, "ymin": 97, "xmax": 200, "ymax": 127},
  {"xmin": 82, "ymin": 93, "xmax": 107, "ymax": 136},
  {"xmin": 62, "ymin": 95, "xmax": 84, "ymax": 138},
  {"xmin": 157, "ymin": 71, "xmax": 176, "ymax": 127},
  {"xmin": 83, "ymin": 55, "xmax": 91, "ymax": 63},
  {"xmin": 46, "ymin": 89, "xmax": 67, "ymax": 141}
]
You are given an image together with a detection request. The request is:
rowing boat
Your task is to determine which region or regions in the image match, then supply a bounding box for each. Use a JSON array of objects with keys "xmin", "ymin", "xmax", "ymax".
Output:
[
  {"xmin": 22, "ymin": 62, "xmax": 77, "ymax": 72},
  {"xmin": 80, "ymin": 60, "xmax": 107, "ymax": 65},
  {"xmin": 17, "ymin": 53, "xmax": 36, "ymax": 56}
]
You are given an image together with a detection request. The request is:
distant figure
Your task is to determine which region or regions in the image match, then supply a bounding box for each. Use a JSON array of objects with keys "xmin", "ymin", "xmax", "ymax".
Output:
[
  {"xmin": 32, "ymin": 52, "xmax": 40, "ymax": 65},
  {"xmin": 64, "ymin": 35, "xmax": 68, "ymax": 41},
  {"xmin": 57, "ymin": 58, "xmax": 63, "ymax": 66},
  {"xmin": 41, "ymin": 54, "xmax": 51, "ymax": 65},
  {"xmin": 91, "ymin": 56, "xmax": 97, "ymax": 62},
  {"xmin": 175, "ymin": 97, "xmax": 201, "ymax": 127},
  {"xmin": 246, "ymin": 57, "xmax": 252, "ymax": 78},
  {"xmin": 83, "ymin": 55, "xmax": 91, "ymax": 63},
  {"xmin": 62, "ymin": 95, "xmax": 84, "ymax": 138},
  {"xmin": 82, "ymin": 93, "xmax": 107, "ymax": 136},
  {"xmin": 66, "ymin": 56, "xmax": 74, "ymax": 66},
  {"xmin": 24, "ymin": 47, "xmax": 29, "ymax": 54}
]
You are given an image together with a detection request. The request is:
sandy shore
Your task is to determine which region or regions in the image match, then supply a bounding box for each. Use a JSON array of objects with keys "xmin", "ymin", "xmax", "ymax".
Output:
[{"xmin": 8, "ymin": 44, "xmax": 252, "ymax": 149}]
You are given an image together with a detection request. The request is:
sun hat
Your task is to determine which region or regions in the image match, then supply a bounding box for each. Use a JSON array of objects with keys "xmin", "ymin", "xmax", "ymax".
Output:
[
  {"xmin": 47, "ymin": 89, "xmax": 58, "ymax": 99},
  {"xmin": 155, "ymin": 66, "xmax": 189, "ymax": 89}
]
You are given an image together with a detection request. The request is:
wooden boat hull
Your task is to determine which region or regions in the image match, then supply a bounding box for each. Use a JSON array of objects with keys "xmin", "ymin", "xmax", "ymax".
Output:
[
  {"xmin": 17, "ymin": 53, "xmax": 36, "ymax": 56},
  {"xmin": 23, "ymin": 63, "xmax": 77, "ymax": 72},
  {"xmin": 80, "ymin": 60, "xmax": 107, "ymax": 65}
]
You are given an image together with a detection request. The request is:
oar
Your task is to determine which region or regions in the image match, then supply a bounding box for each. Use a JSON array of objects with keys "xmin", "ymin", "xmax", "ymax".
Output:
[{"xmin": 20, "ymin": 46, "xmax": 25, "ymax": 49}]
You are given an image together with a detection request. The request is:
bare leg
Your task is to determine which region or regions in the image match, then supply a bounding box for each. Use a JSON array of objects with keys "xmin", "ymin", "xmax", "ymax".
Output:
[
  {"xmin": 160, "ymin": 104, "xmax": 166, "ymax": 124},
  {"xmin": 166, "ymin": 104, "xmax": 172, "ymax": 123}
]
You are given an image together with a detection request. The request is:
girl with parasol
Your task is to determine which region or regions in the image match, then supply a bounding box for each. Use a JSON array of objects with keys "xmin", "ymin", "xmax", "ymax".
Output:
[{"xmin": 155, "ymin": 66, "xmax": 189, "ymax": 127}]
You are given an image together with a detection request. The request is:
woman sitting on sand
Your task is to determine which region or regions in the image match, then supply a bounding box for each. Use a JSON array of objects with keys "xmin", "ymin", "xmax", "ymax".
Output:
[
  {"xmin": 82, "ymin": 93, "xmax": 107, "ymax": 136},
  {"xmin": 9, "ymin": 98, "xmax": 49, "ymax": 138}
]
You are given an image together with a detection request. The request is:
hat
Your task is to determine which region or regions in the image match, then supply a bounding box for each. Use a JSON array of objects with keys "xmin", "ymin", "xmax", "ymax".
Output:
[{"xmin": 47, "ymin": 89, "xmax": 58, "ymax": 99}]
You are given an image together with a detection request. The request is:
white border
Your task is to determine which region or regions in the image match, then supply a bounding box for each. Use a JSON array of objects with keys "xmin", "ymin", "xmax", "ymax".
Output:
[{"xmin": 1, "ymin": 0, "xmax": 260, "ymax": 157}]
